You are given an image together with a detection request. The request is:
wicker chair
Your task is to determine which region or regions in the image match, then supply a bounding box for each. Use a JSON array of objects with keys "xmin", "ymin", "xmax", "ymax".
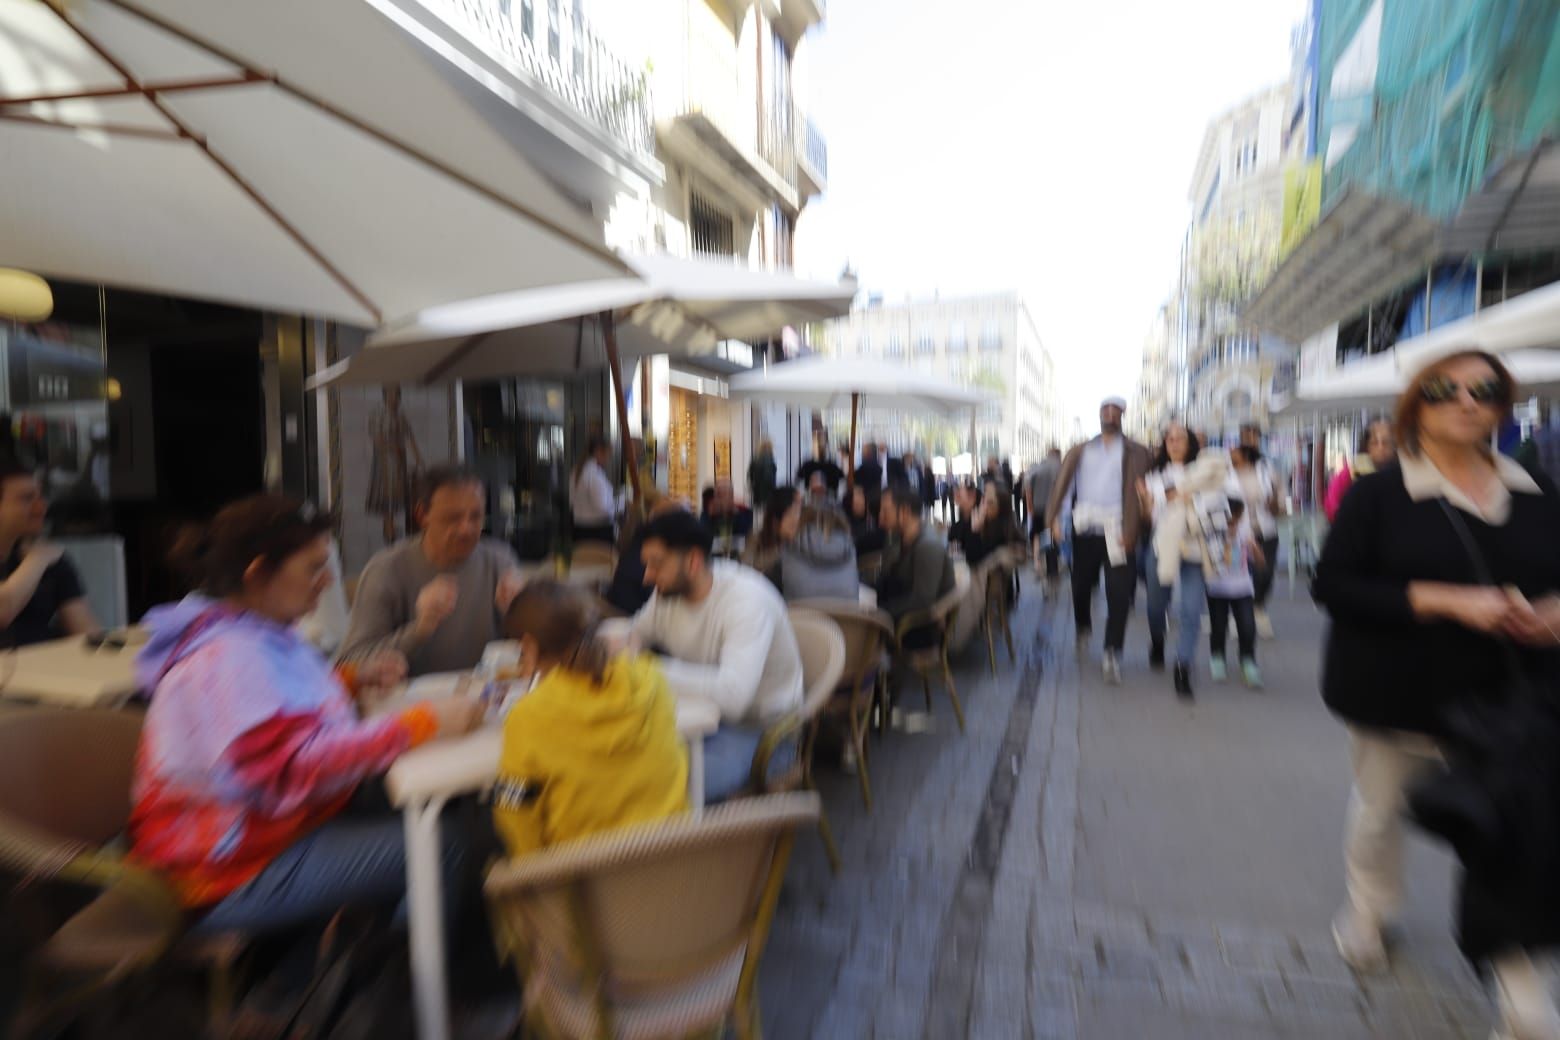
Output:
[
  {"xmin": 484, "ymin": 792, "xmax": 820, "ymax": 1040},
  {"xmin": 0, "ymin": 708, "xmax": 244, "ymax": 1035},
  {"xmin": 971, "ymin": 547, "xmax": 1019, "ymax": 676},
  {"xmin": 788, "ymin": 599, "xmax": 894, "ymax": 812},
  {"xmin": 892, "ymin": 586, "xmax": 967, "ymax": 734},
  {"xmin": 571, "ymin": 543, "xmax": 617, "ymax": 570},
  {"xmin": 747, "ymin": 609, "xmax": 846, "ymax": 874}
]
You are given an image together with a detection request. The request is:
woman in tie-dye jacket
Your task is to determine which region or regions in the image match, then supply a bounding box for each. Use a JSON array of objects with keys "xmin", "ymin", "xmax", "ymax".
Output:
[{"xmin": 130, "ymin": 495, "xmax": 481, "ymax": 932}]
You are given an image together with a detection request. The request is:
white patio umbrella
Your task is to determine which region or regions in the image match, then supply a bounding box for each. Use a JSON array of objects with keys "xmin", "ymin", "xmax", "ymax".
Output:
[
  {"xmin": 727, "ymin": 354, "xmax": 992, "ymax": 485},
  {"xmin": 312, "ymin": 253, "xmax": 858, "ymax": 385},
  {"xmin": 308, "ymin": 253, "xmax": 858, "ymax": 495},
  {"xmin": 0, "ymin": 0, "xmax": 628, "ymax": 326}
]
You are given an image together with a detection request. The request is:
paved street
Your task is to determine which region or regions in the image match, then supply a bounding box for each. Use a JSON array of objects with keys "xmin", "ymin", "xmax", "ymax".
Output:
[{"xmin": 762, "ymin": 576, "xmax": 1501, "ymax": 1039}]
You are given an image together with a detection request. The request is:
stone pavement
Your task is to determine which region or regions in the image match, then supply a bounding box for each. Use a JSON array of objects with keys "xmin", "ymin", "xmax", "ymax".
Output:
[{"xmin": 761, "ymin": 578, "xmax": 1505, "ymax": 1039}]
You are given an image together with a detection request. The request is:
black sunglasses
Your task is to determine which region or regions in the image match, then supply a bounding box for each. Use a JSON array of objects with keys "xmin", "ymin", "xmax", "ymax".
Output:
[{"xmin": 1419, "ymin": 374, "xmax": 1504, "ymax": 406}]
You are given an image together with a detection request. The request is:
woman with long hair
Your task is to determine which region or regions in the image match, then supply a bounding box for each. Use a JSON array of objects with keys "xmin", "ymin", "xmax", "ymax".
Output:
[
  {"xmin": 1226, "ymin": 442, "xmax": 1285, "ymax": 636},
  {"xmin": 1314, "ymin": 350, "xmax": 1560, "ymax": 1037},
  {"xmin": 744, "ymin": 485, "xmax": 802, "ymax": 577},
  {"xmin": 493, "ymin": 580, "xmax": 686, "ymax": 858},
  {"xmin": 132, "ymin": 495, "xmax": 481, "ymax": 933},
  {"xmin": 1324, "ymin": 419, "xmax": 1396, "ymax": 523},
  {"xmin": 1136, "ymin": 421, "xmax": 1219, "ymax": 698}
]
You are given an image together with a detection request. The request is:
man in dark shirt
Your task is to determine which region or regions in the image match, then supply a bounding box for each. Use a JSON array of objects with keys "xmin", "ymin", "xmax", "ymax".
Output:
[{"xmin": 0, "ymin": 459, "xmax": 97, "ymax": 647}]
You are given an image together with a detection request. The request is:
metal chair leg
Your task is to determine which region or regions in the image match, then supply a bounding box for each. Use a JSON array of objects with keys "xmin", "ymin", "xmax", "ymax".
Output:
[
  {"xmin": 942, "ymin": 656, "xmax": 966, "ymax": 733},
  {"xmin": 850, "ymin": 711, "xmax": 873, "ymax": 811},
  {"xmin": 921, "ymin": 671, "xmax": 932, "ymax": 712},
  {"xmin": 815, "ymin": 805, "xmax": 842, "ymax": 876},
  {"xmin": 984, "ymin": 614, "xmax": 997, "ymax": 675}
]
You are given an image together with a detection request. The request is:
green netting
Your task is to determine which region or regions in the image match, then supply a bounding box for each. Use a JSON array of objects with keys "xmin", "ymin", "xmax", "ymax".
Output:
[{"xmin": 1317, "ymin": 0, "xmax": 1560, "ymax": 219}]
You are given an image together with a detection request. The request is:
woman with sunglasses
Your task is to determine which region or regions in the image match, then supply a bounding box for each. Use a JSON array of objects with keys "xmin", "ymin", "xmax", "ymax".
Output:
[{"xmin": 1313, "ymin": 350, "xmax": 1560, "ymax": 1038}]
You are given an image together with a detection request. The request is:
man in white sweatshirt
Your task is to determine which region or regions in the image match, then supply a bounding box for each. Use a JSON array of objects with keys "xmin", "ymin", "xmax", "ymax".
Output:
[{"xmin": 632, "ymin": 510, "xmax": 803, "ymax": 802}]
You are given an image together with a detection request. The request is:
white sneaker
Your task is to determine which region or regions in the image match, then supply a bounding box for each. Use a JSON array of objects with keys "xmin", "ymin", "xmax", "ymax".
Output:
[
  {"xmin": 1103, "ymin": 652, "xmax": 1122, "ymax": 686},
  {"xmin": 840, "ymin": 745, "xmax": 858, "ymax": 775},
  {"xmin": 1256, "ymin": 607, "xmax": 1275, "ymax": 639},
  {"xmin": 1332, "ymin": 908, "xmax": 1388, "ymax": 974}
]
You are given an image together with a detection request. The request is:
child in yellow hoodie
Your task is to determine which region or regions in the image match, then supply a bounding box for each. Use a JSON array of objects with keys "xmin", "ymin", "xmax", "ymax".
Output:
[{"xmin": 493, "ymin": 580, "xmax": 689, "ymax": 858}]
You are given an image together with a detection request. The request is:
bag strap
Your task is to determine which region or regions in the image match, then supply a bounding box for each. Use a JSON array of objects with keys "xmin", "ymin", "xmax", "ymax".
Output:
[
  {"xmin": 1435, "ymin": 499, "xmax": 1497, "ymax": 587},
  {"xmin": 1435, "ymin": 498, "xmax": 1530, "ymax": 694}
]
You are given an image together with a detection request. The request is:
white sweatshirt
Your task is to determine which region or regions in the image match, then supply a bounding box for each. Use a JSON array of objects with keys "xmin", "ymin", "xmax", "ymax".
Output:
[{"xmin": 630, "ymin": 561, "xmax": 804, "ymax": 726}]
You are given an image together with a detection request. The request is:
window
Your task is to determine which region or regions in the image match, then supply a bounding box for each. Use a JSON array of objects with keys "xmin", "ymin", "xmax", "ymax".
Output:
[
  {"xmin": 499, "ymin": 0, "xmax": 511, "ymax": 15},
  {"xmin": 885, "ymin": 334, "xmax": 904, "ymax": 358},
  {"xmin": 547, "ymin": 0, "xmax": 561, "ymax": 60},
  {"xmin": 979, "ymin": 320, "xmax": 1002, "ymax": 351},
  {"xmin": 914, "ymin": 327, "xmax": 935, "ymax": 355},
  {"xmin": 571, "ymin": 0, "xmax": 585, "ymax": 78},
  {"xmin": 690, "ymin": 191, "xmax": 736, "ymax": 258},
  {"xmin": 858, "ymin": 335, "xmax": 871, "ymax": 355},
  {"xmin": 947, "ymin": 322, "xmax": 967, "ymax": 353},
  {"xmin": 520, "ymin": 0, "xmax": 533, "ymax": 37}
]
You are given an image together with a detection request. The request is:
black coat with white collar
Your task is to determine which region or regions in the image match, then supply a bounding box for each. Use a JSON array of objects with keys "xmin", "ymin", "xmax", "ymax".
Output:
[{"xmin": 1312, "ymin": 461, "xmax": 1560, "ymax": 737}]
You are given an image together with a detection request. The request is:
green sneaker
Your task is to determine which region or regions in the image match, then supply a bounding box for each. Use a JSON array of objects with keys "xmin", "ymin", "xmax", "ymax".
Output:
[
  {"xmin": 1209, "ymin": 658, "xmax": 1227, "ymax": 683},
  {"xmin": 1241, "ymin": 659, "xmax": 1263, "ymax": 689}
]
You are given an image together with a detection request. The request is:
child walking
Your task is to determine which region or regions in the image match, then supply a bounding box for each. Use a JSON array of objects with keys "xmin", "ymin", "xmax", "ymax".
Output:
[{"xmin": 1205, "ymin": 497, "xmax": 1265, "ymax": 689}]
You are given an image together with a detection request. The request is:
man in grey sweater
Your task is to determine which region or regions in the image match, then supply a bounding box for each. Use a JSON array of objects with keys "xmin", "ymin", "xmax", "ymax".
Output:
[
  {"xmin": 338, "ymin": 464, "xmax": 523, "ymax": 677},
  {"xmin": 877, "ymin": 482, "xmax": 956, "ymax": 717}
]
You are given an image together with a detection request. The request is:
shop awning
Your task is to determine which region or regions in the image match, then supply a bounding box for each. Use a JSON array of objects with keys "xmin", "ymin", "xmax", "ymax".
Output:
[
  {"xmin": 308, "ymin": 254, "xmax": 857, "ymax": 386},
  {"xmin": 1442, "ymin": 139, "xmax": 1560, "ymax": 255},
  {"xmin": 0, "ymin": 0, "xmax": 628, "ymax": 327},
  {"xmin": 1273, "ymin": 279, "xmax": 1560, "ymax": 415},
  {"xmin": 1274, "ymin": 349, "xmax": 1560, "ymax": 415},
  {"xmin": 1241, "ymin": 190, "xmax": 1440, "ymax": 343}
]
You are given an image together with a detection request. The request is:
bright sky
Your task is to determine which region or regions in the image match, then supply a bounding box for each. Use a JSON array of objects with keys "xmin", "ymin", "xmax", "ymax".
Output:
[{"xmin": 793, "ymin": 0, "xmax": 1307, "ymax": 432}]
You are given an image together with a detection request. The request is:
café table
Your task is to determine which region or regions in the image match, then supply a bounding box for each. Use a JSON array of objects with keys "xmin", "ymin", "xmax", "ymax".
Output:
[
  {"xmin": 383, "ymin": 690, "xmax": 719, "ymax": 1040},
  {"xmin": 0, "ymin": 631, "xmax": 145, "ymax": 708}
]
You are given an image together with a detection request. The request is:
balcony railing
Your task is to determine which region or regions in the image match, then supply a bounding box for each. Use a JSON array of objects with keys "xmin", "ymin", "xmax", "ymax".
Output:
[
  {"xmin": 437, "ymin": 0, "xmax": 653, "ymax": 157},
  {"xmin": 801, "ymin": 114, "xmax": 827, "ymax": 180},
  {"xmin": 757, "ymin": 107, "xmax": 798, "ymax": 191}
]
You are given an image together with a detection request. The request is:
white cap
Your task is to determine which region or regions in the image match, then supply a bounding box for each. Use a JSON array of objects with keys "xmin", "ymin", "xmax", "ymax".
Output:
[{"xmin": 1101, "ymin": 395, "xmax": 1128, "ymax": 411}]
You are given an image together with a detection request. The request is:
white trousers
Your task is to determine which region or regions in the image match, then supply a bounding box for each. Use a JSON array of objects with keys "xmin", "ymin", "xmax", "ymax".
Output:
[{"xmin": 1344, "ymin": 726, "xmax": 1559, "ymax": 1038}]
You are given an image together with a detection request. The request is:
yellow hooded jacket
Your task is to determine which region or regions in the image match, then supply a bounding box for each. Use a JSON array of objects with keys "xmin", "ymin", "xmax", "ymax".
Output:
[{"xmin": 493, "ymin": 653, "xmax": 689, "ymax": 858}]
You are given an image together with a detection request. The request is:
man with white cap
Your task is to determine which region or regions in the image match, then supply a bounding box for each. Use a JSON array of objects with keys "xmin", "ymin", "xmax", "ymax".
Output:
[{"xmin": 1047, "ymin": 396, "xmax": 1152, "ymax": 683}]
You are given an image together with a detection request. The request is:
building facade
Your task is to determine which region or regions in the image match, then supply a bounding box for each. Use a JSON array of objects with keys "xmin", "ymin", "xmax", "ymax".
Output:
[
  {"xmin": 365, "ymin": 0, "xmax": 832, "ymax": 564},
  {"xmin": 1242, "ymin": 0, "xmax": 1560, "ymax": 506},
  {"xmin": 1177, "ymin": 84, "xmax": 1304, "ymax": 437},
  {"xmin": 818, "ymin": 293, "xmax": 1061, "ymax": 466}
]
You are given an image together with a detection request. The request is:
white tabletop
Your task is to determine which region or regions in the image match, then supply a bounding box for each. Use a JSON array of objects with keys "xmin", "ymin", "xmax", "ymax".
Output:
[
  {"xmin": 0, "ymin": 633, "xmax": 144, "ymax": 708},
  {"xmin": 385, "ymin": 698, "xmax": 719, "ymax": 806}
]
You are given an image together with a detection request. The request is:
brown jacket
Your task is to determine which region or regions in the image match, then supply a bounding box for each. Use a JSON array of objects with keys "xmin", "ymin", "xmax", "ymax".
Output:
[{"xmin": 1046, "ymin": 435, "xmax": 1154, "ymax": 549}]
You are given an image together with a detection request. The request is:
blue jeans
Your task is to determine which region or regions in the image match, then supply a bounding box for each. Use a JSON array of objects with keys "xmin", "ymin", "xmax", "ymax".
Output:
[
  {"xmin": 191, "ymin": 813, "xmax": 464, "ymax": 936},
  {"xmin": 702, "ymin": 726, "xmax": 796, "ymax": 804},
  {"xmin": 1144, "ymin": 547, "xmax": 1205, "ymax": 666}
]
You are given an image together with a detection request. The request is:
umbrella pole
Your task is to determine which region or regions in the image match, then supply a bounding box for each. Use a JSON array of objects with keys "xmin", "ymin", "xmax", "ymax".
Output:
[
  {"xmin": 601, "ymin": 311, "xmax": 642, "ymax": 502},
  {"xmin": 847, "ymin": 391, "xmax": 859, "ymax": 489}
]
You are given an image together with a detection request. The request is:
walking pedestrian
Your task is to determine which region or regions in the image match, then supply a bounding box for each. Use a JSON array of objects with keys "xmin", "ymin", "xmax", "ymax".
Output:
[
  {"xmin": 747, "ymin": 438, "xmax": 777, "ymax": 511},
  {"xmin": 1204, "ymin": 498, "xmax": 1263, "ymax": 688},
  {"xmin": 1025, "ymin": 447, "xmax": 1063, "ymax": 591},
  {"xmin": 1313, "ymin": 349, "xmax": 1560, "ymax": 1039},
  {"xmin": 1323, "ymin": 420, "xmax": 1395, "ymax": 523},
  {"xmin": 1227, "ymin": 443, "xmax": 1283, "ymax": 637},
  {"xmin": 1047, "ymin": 396, "xmax": 1152, "ymax": 685},
  {"xmin": 1137, "ymin": 423, "xmax": 1225, "ymax": 699}
]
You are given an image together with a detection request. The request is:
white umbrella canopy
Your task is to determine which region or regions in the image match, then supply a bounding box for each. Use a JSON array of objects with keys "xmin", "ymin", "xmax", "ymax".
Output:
[
  {"xmin": 1275, "ymin": 350, "xmax": 1560, "ymax": 416},
  {"xmin": 0, "ymin": 0, "xmax": 627, "ymax": 327},
  {"xmin": 727, "ymin": 354, "xmax": 992, "ymax": 415},
  {"xmin": 309, "ymin": 253, "xmax": 858, "ymax": 387}
]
